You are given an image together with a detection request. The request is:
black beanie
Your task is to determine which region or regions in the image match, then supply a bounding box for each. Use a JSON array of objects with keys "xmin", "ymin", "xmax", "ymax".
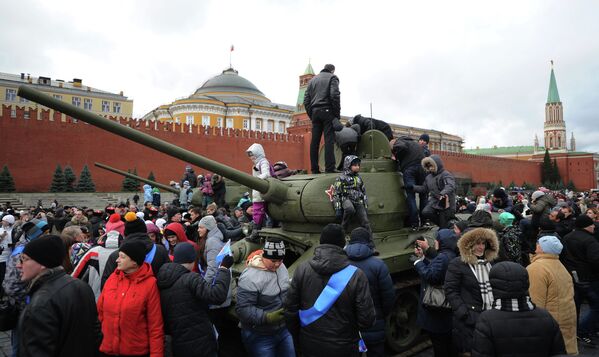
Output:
[
  {"xmin": 23, "ymin": 234, "xmax": 65, "ymax": 268},
  {"xmin": 167, "ymin": 207, "xmax": 181, "ymax": 220},
  {"xmin": 174, "ymin": 242, "xmax": 197, "ymax": 264},
  {"xmin": 493, "ymin": 188, "xmax": 507, "ymax": 199},
  {"xmin": 124, "ymin": 212, "xmax": 147, "ymax": 237},
  {"xmin": 263, "ymin": 238, "xmax": 286, "ymax": 260},
  {"xmin": 320, "ymin": 223, "xmax": 346, "ymax": 248},
  {"xmin": 119, "ymin": 240, "xmax": 147, "ymax": 266},
  {"xmin": 419, "ymin": 133, "xmax": 430, "ymax": 144},
  {"xmin": 349, "ymin": 227, "xmax": 370, "ymax": 244},
  {"xmin": 575, "ymin": 215, "xmax": 594, "ymax": 230}
]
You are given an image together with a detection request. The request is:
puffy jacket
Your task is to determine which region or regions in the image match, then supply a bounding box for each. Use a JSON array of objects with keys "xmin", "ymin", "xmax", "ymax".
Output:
[
  {"xmin": 415, "ymin": 155, "xmax": 456, "ymax": 210},
  {"xmin": 303, "ymin": 69, "xmax": 340, "ymax": 118},
  {"xmin": 18, "ymin": 267, "xmax": 101, "ymax": 357},
  {"xmin": 527, "ymin": 253, "xmax": 578, "ymax": 355},
  {"xmin": 471, "ymin": 262, "xmax": 566, "ymax": 357},
  {"xmin": 562, "ymin": 228, "xmax": 599, "ymax": 282},
  {"xmin": 391, "ymin": 136, "xmax": 425, "ymax": 172},
  {"xmin": 346, "ymin": 241, "xmax": 395, "ymax": 343},
  {"xmin": 157, "ymin": 263, "xmax": 231, "ymax": 357},
  {"xmin": 284, "ymin": 244, "xmax": 375, "ymax": 356},
  {"xmin": 101, "ymin": 232, "xmax": 170, "ymax": 289},
  {"xmin": 414, "ymin": 229, "xmax": 458, "ymax": 334},
  {"xmin": 98, "ymin": 263, "xmax": 164, "ymax": 357},
  {"xmin": 332, "ymin": 155, "xmax": 367, "ymax": 210},
  {"xmin": 350, "ymin": 114, "xmax": 394, "ymax": 140},
  {"xmin": 143, "ymin": 184, "xmax": 153, "ymax": 204},
  {"xmin": 335, "ymin": 124, "xmax": 361, "ymax": 150},
  {"xmin": 247, "ymin": 143, "xmax": 271, "ymax": 203},
  {"xmin": 204, "ymin": 227, "xmax": 232, "ymax": 308},
  {"xmin": 236, "ymin": 254, "xmax": 290, "ymax": 334}
]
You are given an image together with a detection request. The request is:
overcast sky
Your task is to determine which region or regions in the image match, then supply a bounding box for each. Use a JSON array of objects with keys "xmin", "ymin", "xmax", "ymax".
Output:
[{"xmin": 1, "ymin": 0, "xmax": 598, "ymax": 152}]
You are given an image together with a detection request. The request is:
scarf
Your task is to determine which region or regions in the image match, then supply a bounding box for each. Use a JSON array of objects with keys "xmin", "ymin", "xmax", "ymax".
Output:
[
  {"xmin": 493, "ymin": 296, "xmax": 535, "ymax": 312},
  {"xmin": 469, "ymin": 259, "xmax": 494, "ymax": 310}
]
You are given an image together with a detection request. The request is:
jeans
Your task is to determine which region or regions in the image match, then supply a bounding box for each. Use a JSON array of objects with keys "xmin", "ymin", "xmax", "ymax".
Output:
[
  {"xmin": 422, "ymin": 204, "xmax": 455, "ymax": 229},
  {"xmin": 310, "ymin": 109, "xmax": 335, "ymax": 173},
  {"xmin": 403, "ymin": 164, "xmax": 427, "ymax": 227},
  {"xmin": 241, "ymin": 328, "xmax": 295, "ymax": 357},
  {"xmin": 575, "ymin": 280, "xmax": 599, "ymax": 336}
]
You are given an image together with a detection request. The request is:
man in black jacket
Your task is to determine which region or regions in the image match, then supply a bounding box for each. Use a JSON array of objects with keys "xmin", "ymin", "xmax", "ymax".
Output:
[
  {"xmin": 285, "ymin": 223, "xmax": 375, "ymax": 357},
  {"xmin": 18, "ymin": 235, "xmax": 101, "ymax": 357},
  {"xmin": 303, "ymin": 64, "xmax": 340, "ymax": 174}
]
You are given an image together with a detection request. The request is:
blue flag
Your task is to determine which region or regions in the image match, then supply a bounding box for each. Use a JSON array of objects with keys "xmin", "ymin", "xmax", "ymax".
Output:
[{"xmin": 215, "ymin": 240, "xmax": 232, "ymax": 265}]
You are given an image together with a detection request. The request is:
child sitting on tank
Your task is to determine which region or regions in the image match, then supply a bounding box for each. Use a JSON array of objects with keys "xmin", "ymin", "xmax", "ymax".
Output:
[
  {"xmin": 246, "ymin": 143, "xmax": 272, "ymax": 243},
  {"xmin": 332, "ymin": 155, "xmax": 372, "ymax": 237}
]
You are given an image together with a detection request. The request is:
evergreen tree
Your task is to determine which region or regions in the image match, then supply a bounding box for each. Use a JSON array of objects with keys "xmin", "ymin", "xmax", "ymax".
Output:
[
  {"xmin": 121, "ymin": 169, "xmax": 138, "ymax": 192},
  {"xmin": 50, "ymin": 165, "xmax": 66, "ymax": 192},
  {"xmin": 552, "ymin": 159, "xmax": 562, "ymax": 186},
  {"xmin": 76, "ymin": 165, "xmax": 96, "ymax": 192},
  {"xmin": 566, "ymin": 180, "xmax": 577, "ymax": 191},
  {"xmin": 64, "ymin": 165, "xmax": 77, "ymax": 192},
  {"xmin": 0, "ymin": 165, "xmax": 16, "ymax": 192},
  {"xmin": 541, "ymin": 149, "xmax": 553, "ymax": 185},
  {"xmin": 508, "ymin": 181, "xmax": 516, "ymax": 190},
  {"xmin": 147, "ymin": 171, "xmax": 156, "ymax": 183}
]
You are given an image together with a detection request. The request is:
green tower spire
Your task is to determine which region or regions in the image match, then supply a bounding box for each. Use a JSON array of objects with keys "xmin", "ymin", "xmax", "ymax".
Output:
[
  {"xmin": 547, "ymin": 61, "xmax": 561, "ymax": 103},
  {"xmin": 304, "ymin": 61, "xmax": 315, "ymax": 75}
]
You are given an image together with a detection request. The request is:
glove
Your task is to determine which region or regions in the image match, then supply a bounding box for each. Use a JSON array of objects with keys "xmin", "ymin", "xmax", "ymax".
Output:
[
  {"xmin": 265, "ymin": 308, "xmax": 285, "ymax": 324},
  {"xmin": 335, "ymin": 209, "xmax": 343, "ymax": 222},
  {"xmin": 220, "ymin": 255, "xmax": 234, "ymax": 269}
]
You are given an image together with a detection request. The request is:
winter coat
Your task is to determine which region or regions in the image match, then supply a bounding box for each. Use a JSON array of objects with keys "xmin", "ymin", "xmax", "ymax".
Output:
[
  {"xmin": 215, "ymin": 215, "xmax": 242, "ymax": 241},
  {"xmin": 284, "ymin": 244, "xmax": 375, "ymax": 356},
  {"xmin": 414, "ymin": 229, "xmax": 458, "ymax": 334},
  {"xmin": 236, "ymin": 254, "xmax": 290, "ymax": 334},
  {"xmin": 204, "ymin": 227, "xmax": 232, "ymax": 308},
  {"xmin": 72, "ymin": 238, "xmax": 119, "ymax": 301},
  {"xmin": 444, "ymin": 228, "xmax": 499, "ymax": 353},
  {"xmin": 350, "ymin": 114, "xmax": 394, "ymax": 140},
  {"xmin": 562, "ymin": 228, "xmax": 599, "ymax": 282},
  {"xmin": 212, "ymin": 176, "xmax": 226, "ymax": 206},
  {"xmin": 143, "ymin": 184, "xmax": 153, "ymax": 204},
  {"xmin": 391, "ymin": 136, "xmax": 425, "ymax": 172},
  {"xmin": 152, "ymin": 188, "xmax": 161, "ymax": 207},
  {"xmin": 303, "ymin": 69, "xmax": 340, "ymax": 119},
  {"xmin": 247, "ymin": 143, "xmax": 271, "ymax": 203},
  {"xmin": 496, "ymin": 225, "xmax": 523, "ymax": 265},
  {"xmin": 527, "ymin": 253, "xmax": 578, "ymax": 355},
  {"xmin": 18, "ymin": 267, "xmax": 101, "ymax": 357},
  {"xmin": 334, "ymin": 124, "xmax": 361, "ymax": 149},
  {"xmin": 181, "ymin": 168, "xmax": 197, "ymax": 188},
  {"xmin": 98, "ymin": 263, "xmax": 164, "ymax": 357},
  {"xmin": 346, "ymin": 241, "xmax": 395, "ymax": 343},
  {"xmin": 530, "ymin": 194, "xmax": 557, "ymax": 229},
  {"xmin": 157, "ymin": 263, "xmax": 231, "ymax": 357},
  {"xmin": 101, "ymin": 232, "xmax": 170, "ymax": 289},
  {"xmin": 332, "ymin": 155, "xmax": 367, "ymax": 210},
  {"xmin": 64, "ymin": 215, "xmax": 92, "ymax": 233},
  {"xmin": 415, "ymin": 155, "xmax": 456, "ymax": 210},
  {"xmin": 492, "ymin": 196, "xmax": 514, "ymax": 213},
  {"xmin": 200, "ymin": 174, "xmax": 213, "ymax": 196},
  {"xmin": 165, "ymin": 222, "xmax": 199, "ymax": 253},
  {"xmin": 471, "ymin": 262, "xmax": 566, "ymax": 357}
]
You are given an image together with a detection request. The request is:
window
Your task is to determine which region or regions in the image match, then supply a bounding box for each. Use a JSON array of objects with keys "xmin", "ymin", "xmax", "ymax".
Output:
[
  {"xmin": 102, "ymin": 100, "xmax": 109, "ymax": 112},
  {"xmin": 113, "ymin": 102, "xmax": 121, "ymax": 113},
  {"xmin": 255, "ymin": 119, "xmax": 262, "ymax": 131},
  {"xmin": 267, "ymin": 120, "xmax": 274, "ymax": 132},
  {"xmin": 226, "ymin": 118, "xmax": 234, "ymax": 128},
  {"xmin": 10, "ymin": 108, "xmax": 16, "ymax": 118},
  {"xmin": 243, "ymin": 119, "xmax": 249, "ymax": 129},
  {"xmin": 278, "ymin": 121, "xmax": 286, "ymax": 133},
  {"xmin": 84, "ymin": 98, "xmax": 93, "ymax": 110},
  {"xmin": 186, "ymin": 115, "xmax": 194, "ymax": 125},
  {"xmin": 5, "ymin": 89, "xmax": 16, "ymax": 101},
  {"xmin": 216, "ymin": 117, "xmax": 223, "ymax": 128},
  {"xmin": 19, "ymin": 96, "xmax": 28, "ymax": 103},
  {"xmin": 175, "ymin": 117, "xmax": 180, "ymax": 124},
  {"xmin": 24, "ymin": 110, "xmax": 30, "ymax": 119},
  {"xmin": 202, "ymin": 115, "xmax": 210, "ymax": 127},
  {"xmin": 53, "ymin": 94, "xmax": 63, "ymax": 101},
  {"xmin": 72, "ymin": 97, "xmax": 81, "ymax": 107}
]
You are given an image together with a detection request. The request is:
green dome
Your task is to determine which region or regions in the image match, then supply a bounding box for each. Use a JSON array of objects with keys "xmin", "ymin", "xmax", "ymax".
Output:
[{"xmin": 193, "ymin": 68, "xmax": 267, "ymax": 100}]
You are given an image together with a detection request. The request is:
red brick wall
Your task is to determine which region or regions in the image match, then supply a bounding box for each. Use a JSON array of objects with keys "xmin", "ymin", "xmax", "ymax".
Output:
[
  {"xmin": 0, "ymin": 105, "xmax": 305, "ymax": 192},
  {"xmin": 531, "ymin": 153, "xmax": 597, "ymax": 191}
]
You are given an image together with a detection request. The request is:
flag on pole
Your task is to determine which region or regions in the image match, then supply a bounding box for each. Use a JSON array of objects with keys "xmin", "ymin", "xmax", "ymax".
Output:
[
  {"xmin": 215, "ymin": 240, "xmax": 232, "ymax": 265},
  {"xmin": 230, "ymin": 44, "xmax": 234, "ymax": 52}
]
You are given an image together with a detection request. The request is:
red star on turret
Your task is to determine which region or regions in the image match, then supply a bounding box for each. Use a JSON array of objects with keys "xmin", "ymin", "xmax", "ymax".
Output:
[{"xmin": 325, "ymin": 185, "xmax": 335, "ymax": 202}]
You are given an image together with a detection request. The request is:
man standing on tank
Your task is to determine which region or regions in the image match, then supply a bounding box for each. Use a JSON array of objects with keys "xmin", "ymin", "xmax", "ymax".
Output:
[{"xmin": 303, "ymin": 64, "xmax": 340, "ymax": 174}]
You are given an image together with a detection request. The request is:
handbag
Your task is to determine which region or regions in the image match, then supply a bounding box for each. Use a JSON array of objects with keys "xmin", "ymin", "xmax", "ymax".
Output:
[{"xmin": 422, "ymin": 284, "xmax": 451, "ymax": 310}]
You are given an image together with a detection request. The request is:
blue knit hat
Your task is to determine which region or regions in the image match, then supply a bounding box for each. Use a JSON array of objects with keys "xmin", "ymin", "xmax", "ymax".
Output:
[{"xmin": 538, "ymin": 235, "xmax": 563, "ymax": 255}]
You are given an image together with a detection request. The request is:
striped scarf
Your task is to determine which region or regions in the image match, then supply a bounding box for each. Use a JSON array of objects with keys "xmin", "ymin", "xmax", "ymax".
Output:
[
  {"xmin": 469, "ymin": 259, "xmax": 494, "ymax": 310},
  {"xmin": 493, "ymin": 296, "xmax": 535, "ymax": 312}
]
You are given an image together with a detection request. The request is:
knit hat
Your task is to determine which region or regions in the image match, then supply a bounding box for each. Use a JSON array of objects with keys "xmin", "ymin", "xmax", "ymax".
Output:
[
  {"xmin": 2, "ymin": 215, "xmax": 15, "ymax": 225},
  {"xmin": 124, "ymin": 212, "xmax": 147, "ymax": 237},
  {"xmin": 419, "ymin": 133, "xmax": 430, "ymax": 144},
  {"xmin": 263, "ymin": 238, "xmax": 285, "ymax": 260},
  {"xmin": 539, "ymin": 216, "xmax": 556, "ymax": 231},
  {"xmin": 538, "ymin": 235, "xmax": 563, "ymax": 255},
  {"xmin": 145, "ymin": 221, "xmax": 160, "ymax": 235},
  {"xmin": 174, "ymin": 242, "xmax": 197, "ymax": 264},
  {"xmin": 320, "ymin": 223, "xmax": 346, "ymax": 248},
  {"xmin": 23, "ymin": 219, "xmax": 48, "ymax": 240},
  {"xmin": 575, "ymin": 215, "xmax": 594, "ymax": 230},
  {"xmin": 167, "ymin": 207, "xmax": 180, "ymax": 220},
  {"xmin": 499, "ymin": 212, "xmax": 515, "ymax": 227},
  {"xmin": 136, "ymin": 212, "xmax": 145, "ymax": 220},
  {"xmin": 23, "ymin": 234, "xmax": 65, "ymax": 268},
  {"xmin": 155, "ymin": 218, "xmax": 167, "ymax": 230},
  {"xmin": 199, "ymin": 215, "xmax": 217, "ymax": 231},
  {"xmin": 454, "ymin": 220, "xmax": 469, "ymax": 233},
  {"xmin": 531, "ymin": 191, "xmax": 545, "ymax": 202},
  {"xmin": 349, "ymin": 227, "xmax": 371, "ymax": 244},
  {"xmin": 493, "ymin": 188, "xmax": 507, "ymax": 199},
  {"xmin": 119, "ymin": 240, "xmax": 147, "ymax": 266}
]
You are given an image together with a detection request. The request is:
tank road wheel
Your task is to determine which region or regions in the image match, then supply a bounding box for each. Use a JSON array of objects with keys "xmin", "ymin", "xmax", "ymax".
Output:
[{"xmin": 385, "ymin": 287, "xmax": 422, "ymax": 352}]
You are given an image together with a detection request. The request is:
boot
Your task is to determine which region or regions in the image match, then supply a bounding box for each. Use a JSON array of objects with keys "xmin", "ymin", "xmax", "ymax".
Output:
[{"xmin": 246, "ymin": 222, "xmax": 262, "ymax": 244}]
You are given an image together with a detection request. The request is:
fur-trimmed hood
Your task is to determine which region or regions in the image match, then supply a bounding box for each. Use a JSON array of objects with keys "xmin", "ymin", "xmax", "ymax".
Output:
[
  {"xmin": 421, "ymin": 155, "xmax": 444, "ymax": 175},
  {"xmin": 457, "ymin": 228, "xmax": 499, "ymax": 265}
]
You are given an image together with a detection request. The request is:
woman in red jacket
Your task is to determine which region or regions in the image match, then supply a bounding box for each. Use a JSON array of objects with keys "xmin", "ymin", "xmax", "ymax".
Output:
[{"xmin": 98, "ymin": 240, "xmax": 164, "ymax": 357}]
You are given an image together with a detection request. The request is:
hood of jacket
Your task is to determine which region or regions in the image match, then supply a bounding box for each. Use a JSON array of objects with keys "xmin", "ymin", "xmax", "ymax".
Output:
[
  {"xmin": 489, "ymin": 261, "xmax": 530, "ymax": 299},
  {"xmin": 207, "ymin": 225, "xmax": 224, "ymax": 242},
  {"xmin": 156, "ymin": 262, "xmax": 189, "ymax": 289},
  {"xmin": 343, "ymin": 154, "xmax": 360, "ymax": 173},
  {"xmin": 309, "ymin": 244, "xmax": 350, "ymax": 275},
  {"xmin": 165, "ymin": 222, "xmax": 189, "ymax": 243},
  {"xmin": 468, "ymin": 210, "xmax": 494, "ymax": 228},
  {"xmin": 437, "ymin": 228, "xmax": 458, "ymax": 255},
  {"xmin": 71, "ymin": 215, "xmax": 89, "ymax": 225},
  {"xmin": 143, "ymin": 184, "xmax": 152, "ymax": 193},
  {"xmin": 421, "ymin": 155, "xmax": 444, "ymax": 175},
  {"xmin": 458, "ymin": 228, "xmax": 499, "ymax": 265},
  {"xmin": 345, "ymin": 242, "xmax": 374, "ymax": 261},
  {"xmin": 246, "ymin": 253, "xmax": 268, "ymax": 270},
  {"xmin": 247, "ymin": 143, "xmax": 265, "ymax": 163}
]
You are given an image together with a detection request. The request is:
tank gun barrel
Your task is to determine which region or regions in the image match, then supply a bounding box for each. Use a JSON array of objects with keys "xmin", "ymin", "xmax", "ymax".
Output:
[
  {"xmin": 17, "ymin": 85, "xmax": 285, "ymax": 201},
  {"xmin": 94, "ymin": 162, "xmax": 179, "ymax": 194}
]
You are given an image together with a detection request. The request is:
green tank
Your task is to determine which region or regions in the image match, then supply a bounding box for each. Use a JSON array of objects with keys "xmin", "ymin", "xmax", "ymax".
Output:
[{"xmin": 19, "ymin": 85, "xmax": 436, "ymax": 352}]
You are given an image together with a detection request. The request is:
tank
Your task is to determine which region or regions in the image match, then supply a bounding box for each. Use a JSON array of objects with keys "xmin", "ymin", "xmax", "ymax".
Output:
[{"xmin": 19, "ymin": 85, "xmax": 435, "ymax": 352}]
